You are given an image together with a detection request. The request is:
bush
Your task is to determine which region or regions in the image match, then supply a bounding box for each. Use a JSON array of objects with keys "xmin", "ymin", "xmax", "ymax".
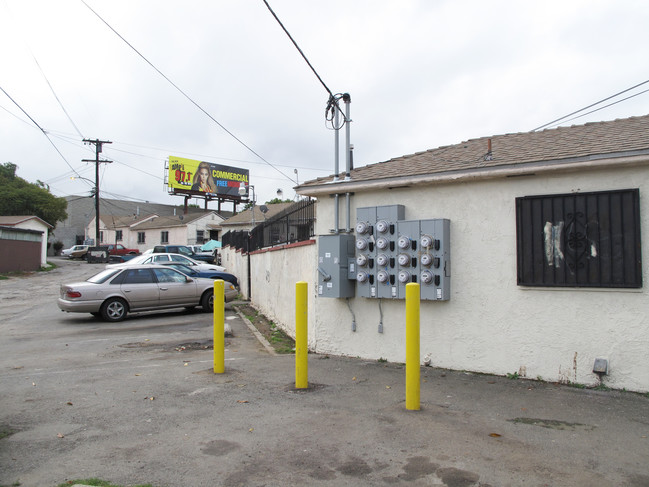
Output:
[{"xmin": 53, "ymin": 240, "xmax": 64, "ymax": 255}]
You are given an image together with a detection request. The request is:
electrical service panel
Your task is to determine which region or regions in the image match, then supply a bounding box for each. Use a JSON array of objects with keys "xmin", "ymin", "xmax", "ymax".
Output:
[
  {"xmin": 318, "ymin": 235, "xmax": 356, "ymax": 298},
  {"xmin": 354, "ymin": 206, "xmax": 450, "ymax": 301},
  {"xmin": 396, "ymin": 219, "xmax": 451, "ymax": 301},
  {"xmin": 317, "ymin": 205, "xmax": 451, "ymax": 301}
]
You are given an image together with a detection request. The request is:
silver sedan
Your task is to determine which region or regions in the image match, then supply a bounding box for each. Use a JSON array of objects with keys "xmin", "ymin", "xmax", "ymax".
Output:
[{"xmin": 57, "ymin": 264, "xmax": 237, "ymax": 322}]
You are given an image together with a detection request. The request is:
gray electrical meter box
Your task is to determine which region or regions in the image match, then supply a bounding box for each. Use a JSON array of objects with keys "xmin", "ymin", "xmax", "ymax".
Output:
[{"xmin": 318, "ymin": 235, "xmax": 355, "ymax": 298}]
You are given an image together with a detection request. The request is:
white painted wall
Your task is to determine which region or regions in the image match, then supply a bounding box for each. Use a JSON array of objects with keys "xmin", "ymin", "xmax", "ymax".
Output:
[
  {"xmin": 311, "ymin": 165, "xmax": 649, "ymax": 392},
  {"xmin": 221, "ymin": 164, "xmax": 649, "ymax": 392}
]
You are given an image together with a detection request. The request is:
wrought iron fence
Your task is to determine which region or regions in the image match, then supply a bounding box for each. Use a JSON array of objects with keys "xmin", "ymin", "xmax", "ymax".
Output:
[{"xmin": 222, "ymin": 198, "xmax": 316, "ymax": 252}]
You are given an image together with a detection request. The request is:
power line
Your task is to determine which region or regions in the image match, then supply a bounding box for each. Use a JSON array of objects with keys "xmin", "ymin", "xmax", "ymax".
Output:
[
  {"xmin": 548, "ymin": 88, "xmax": 649, "ymax": 128},
  {"xmin": 2, "ymin": 0, "xmax": 84, "ymax": 139},
  {"xmin": 0, "ymin": 84, "xmax": 80, "ymax": 175},
  {"xmin": 80, "ymin": 0, "xmax": 297, "ymax": 186},
  {"xmin": 531, "ymin": 78, "xmax": 649, "ymax": 132},
  {"xmin": 262, "ymin": 0, "xmax": 333, "ymax": 98},
  {"xmin": 261, "ymin": 1, "xmax": 348, "ymax": 129}
]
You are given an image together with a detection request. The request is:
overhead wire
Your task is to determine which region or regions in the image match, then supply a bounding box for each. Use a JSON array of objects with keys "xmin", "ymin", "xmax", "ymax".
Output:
[
  {"xmin": 531, "ymin": 78, "xmax": 649, "ymax": 132},
  {"xmin": 2, "ymin": 0, "xmax": 85, "ymax": 139},
  {"xmin": 80, "ymin": 0, "xmax": 297, "ymax": 185},
  {"xmin": 262, "ymin": 1, "xmax": 349, "ymax": 135},
  {"xmin": 0, "ymin": 84, "xmax": 80, "ymax": 176}
]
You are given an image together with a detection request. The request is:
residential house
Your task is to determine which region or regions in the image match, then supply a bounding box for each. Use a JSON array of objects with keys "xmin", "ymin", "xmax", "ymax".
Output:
[
  {"xmin": 87, "ymin": 211, "xmax": 225, "ymax": 252},
  {"xmin": 219, "ymin": 203, "xmax": 295, "ymax": 233},
  {"xmin": 53, "ymin": 195, "xmax": 232, "ymax": 252}
]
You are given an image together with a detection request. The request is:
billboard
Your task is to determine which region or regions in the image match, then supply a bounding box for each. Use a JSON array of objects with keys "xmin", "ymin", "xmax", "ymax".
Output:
[{"xmin": 168, "ymin": 156, "xmax": 249, "ymax": 198}]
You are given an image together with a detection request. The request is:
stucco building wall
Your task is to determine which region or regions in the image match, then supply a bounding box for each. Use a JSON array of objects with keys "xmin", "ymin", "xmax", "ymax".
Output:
[{"xmin": 309, "ymin": 164, "xmax": 649, "ymax": 392}]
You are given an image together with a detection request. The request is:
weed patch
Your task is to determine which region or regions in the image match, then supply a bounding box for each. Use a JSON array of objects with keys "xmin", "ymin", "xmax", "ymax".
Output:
[{"xmin": 237, "ymin": 305, "xmax": 295, "ymax": 354}]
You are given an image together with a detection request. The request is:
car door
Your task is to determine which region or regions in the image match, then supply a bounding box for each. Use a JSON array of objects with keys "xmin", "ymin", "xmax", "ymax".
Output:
[
  {"xmin": 152, "ymin": 267, "xmax": 199, "ymax": 306},
  {"xmin": 120, "ymin": 268, "xmax": 159, "ymax": 310}
]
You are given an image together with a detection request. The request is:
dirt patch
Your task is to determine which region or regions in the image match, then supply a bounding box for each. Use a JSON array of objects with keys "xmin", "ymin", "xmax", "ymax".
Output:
[{"xmin": 236, "ymin": 304, "xmax": 295, "ymax": 354}]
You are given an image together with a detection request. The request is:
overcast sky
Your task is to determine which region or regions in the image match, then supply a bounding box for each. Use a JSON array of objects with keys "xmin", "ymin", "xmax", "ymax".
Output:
[{"xmin": 1, "ymin": 0, "xmax": 649, "ymax": 211}]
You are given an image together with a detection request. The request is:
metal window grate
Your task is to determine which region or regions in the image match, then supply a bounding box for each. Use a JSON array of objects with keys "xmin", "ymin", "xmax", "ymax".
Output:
[{"xmin": 516, "ymin": 189, "xmax": 642, "ymax": 288}]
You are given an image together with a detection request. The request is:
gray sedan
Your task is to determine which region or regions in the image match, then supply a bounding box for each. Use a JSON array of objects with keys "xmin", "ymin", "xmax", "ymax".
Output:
[{"xmin": 57, "ymin": 264, "xmax": 237, "ymax": 322}]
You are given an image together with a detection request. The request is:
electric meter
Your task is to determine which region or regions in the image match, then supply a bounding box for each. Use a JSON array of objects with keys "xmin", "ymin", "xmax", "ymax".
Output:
[
  {"xmin": 397, "ymin": 253, "xmax": 411, "ymax": 267},
  {"xmin": 397, "ymin": 236, "xmax": 410, "ymax": 249},
  {"xmin": 420, "ymin": 253, "xmax": 432, "ymax": 267},
  {"xmin": 355, "ymin": 238, "xmax": 368, "ymax": 250},
  {"xmin": 376, "ymin": 220, "xmax": 389, "ymax": 234},
  {"xmin": 421, "ymin": 270, "xmax": 434, "ymax": 284},
  {"xmin": 376, "ymin": 237, "xmax": 389, "ymax": 250},
  {"xmin": 355, "ymin": 221, "xmax": 369, "ymax": 234},
  {"xmin": 356, "ymin": 271, "xmax": 369, "ymax": 283},
  {"xmin": 376, "ymin": 253, "xmax": 389, "ymax": 267},
  {"xmin": 377, "ymin": 270, "xmax": 389, "ymax": 283},
  {"xmin": 420, "ymin": 235, "xmax": 433, "ymax": 248},
  {"xmin": 398, "ymin": 270, "xmax": 411, "ymax": 283},
  {"xmin": 356, "ymin": 254, "xmax": 368, "ymax": 267}
]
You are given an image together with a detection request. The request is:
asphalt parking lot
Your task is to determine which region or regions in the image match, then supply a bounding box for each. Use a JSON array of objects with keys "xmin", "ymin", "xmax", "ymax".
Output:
[{"xmin": 1, "ymin": 257, "xmax": 648, "ymax": 487}]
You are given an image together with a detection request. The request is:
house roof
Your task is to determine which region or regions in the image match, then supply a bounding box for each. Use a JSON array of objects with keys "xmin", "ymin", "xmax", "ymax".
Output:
[
  {"xmin": 127, "ymin": 212, "xmax": 219, "ymax": 230},
  {"xmin": 220, "ymin": 203, "xmax": 295, "ymax": 226},
  {"xmin": 100, "ymin": 214, "xmax": 158, "ymax": 229},
  {"xmin": 0, "ymin": 215, "xmax": 53, "ymax": 228},
  {"xmin": 297, "ymin": 114, "xmax": 649, "ymax": 195}
]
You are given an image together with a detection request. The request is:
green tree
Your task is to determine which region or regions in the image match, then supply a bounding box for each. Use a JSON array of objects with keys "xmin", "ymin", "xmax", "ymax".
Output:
[
  {"xmin": 0, "ymin": 162, "xmax": 68, "ymax": 228},
  {"xmin": 264, "ymin": 197, "xmax": 294, "ymax": 205}
]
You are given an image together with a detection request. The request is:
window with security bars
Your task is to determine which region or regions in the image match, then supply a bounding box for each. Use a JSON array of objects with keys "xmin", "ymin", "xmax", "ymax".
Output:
[
  {"xmin": 115, "ymin": 230, "xmax": 123, "ymax": 241},
  {"xmin": 516, "ymin": 189, "xmax": 642, "ymax": 288}
]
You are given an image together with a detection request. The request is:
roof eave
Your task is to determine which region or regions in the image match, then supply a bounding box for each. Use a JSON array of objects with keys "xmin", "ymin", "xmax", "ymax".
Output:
[{"xmin": 297, "ymin": 153, "xmax": 649, "ymax": 197}]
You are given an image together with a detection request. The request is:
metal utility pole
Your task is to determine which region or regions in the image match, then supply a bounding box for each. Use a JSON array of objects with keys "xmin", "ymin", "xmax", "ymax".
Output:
[{"xmin": 82, "ymin": 139, "xmax": 112, "ymax": 246}]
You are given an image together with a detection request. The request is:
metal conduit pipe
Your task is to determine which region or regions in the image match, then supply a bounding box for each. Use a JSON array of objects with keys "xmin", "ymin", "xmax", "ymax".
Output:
[
  {"xmin": 334, "ymin": 106, "xmax": 340, "ymax": 182},
  {"xmin": 334, "ymin": 193, "xmax": 340, "ymax": 233},
  {"xmin": 344, "ymin": 93, "xmax": 352, "ymax": 180},
  {"xmin": 346, "ymin": 192, "xmax": 351, "ymax": 233}
]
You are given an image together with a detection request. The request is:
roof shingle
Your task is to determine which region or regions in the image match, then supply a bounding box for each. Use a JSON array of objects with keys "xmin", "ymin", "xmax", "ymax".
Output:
[{"xmin": 298, "ymin": 114, "xmax": 649, "ymax": 191}]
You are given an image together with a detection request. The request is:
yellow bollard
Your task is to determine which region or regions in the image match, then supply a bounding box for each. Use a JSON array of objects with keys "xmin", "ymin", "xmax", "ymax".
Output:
[
  {"xmin": 405, "ymin": 282, "xmax": 420, "ymax": 410},
  {"xmin": 295, "ymin": 281, "xmax": 308, "ymax": 389},
  {"xmin": 213, "ymin": 280, "xmax": 225, "ymax": 374}
]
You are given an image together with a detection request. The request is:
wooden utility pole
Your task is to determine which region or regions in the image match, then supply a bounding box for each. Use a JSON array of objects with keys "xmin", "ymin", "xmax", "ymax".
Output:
[{"xmin": 82, "ymin": 139, "xmax": 112, "ymax": 246}]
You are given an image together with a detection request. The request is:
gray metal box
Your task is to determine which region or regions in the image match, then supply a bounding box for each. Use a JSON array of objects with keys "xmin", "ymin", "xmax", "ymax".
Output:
[
  {"xmin": 395, "ymin": 220, "xmax": 421, "ymax": 299},
  {"xmin": 375, "ymin": 205, "xmax": 404, "ymax": 299},
  {"xmin": 419, "ymin": 219, "xmax": 451, "ymax": 301},
  {"xmin": 355, "ymin": 207, "xmax": 377, "ymax": 298},
  {"xmin": 318, "ymin": 235, "xmax": 355, "ymax": 298}
]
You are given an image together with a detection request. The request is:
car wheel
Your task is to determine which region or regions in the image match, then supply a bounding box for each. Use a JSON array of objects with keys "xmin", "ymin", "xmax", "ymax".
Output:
[
  {"xmin": 100, "ymin": 298, "xmax": 128, "ymax": 322},
  {"xmin": 201, "ymin": 291, "xmax": 214, "ymax": 313}
]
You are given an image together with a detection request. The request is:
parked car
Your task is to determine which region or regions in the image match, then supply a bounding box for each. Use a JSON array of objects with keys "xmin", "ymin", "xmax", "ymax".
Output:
[
  {"xmin": 61, "ymin": 245, "xmax": 87, "ymax": 258},
  {"xmin": 106, "ymin": 244, "xmax": 140, "ymax": 257},
  {"xmin": 152, "ymin": 245, "xmax": 194, "ymax": 257},
  {"xmin": 153, "ymin": 244, "xmax": 216, "ymax": 263},
  {"xmin": 106, "ymin": 253, "xmax": 226, "ymax": 273},
  {"xmin": 158, "ymin": 262, "xmax": 239, "ymax": 288},
  {"xmin": 57, "ymin": 264, "xmax": 237, "ymax": 322},
  {"xmin": 68, "ymin": 245, "xmax": 90, "ymax": 259}
]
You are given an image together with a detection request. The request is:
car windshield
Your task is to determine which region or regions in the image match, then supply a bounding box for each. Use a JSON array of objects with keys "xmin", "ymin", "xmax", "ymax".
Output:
[
  {"xmin": 87, "ymin": 268, "xmax": 123, "ymax": 284},
  {"xmin": 166, "ymin": 264, "xmax": 195, "ymax": 275}
]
